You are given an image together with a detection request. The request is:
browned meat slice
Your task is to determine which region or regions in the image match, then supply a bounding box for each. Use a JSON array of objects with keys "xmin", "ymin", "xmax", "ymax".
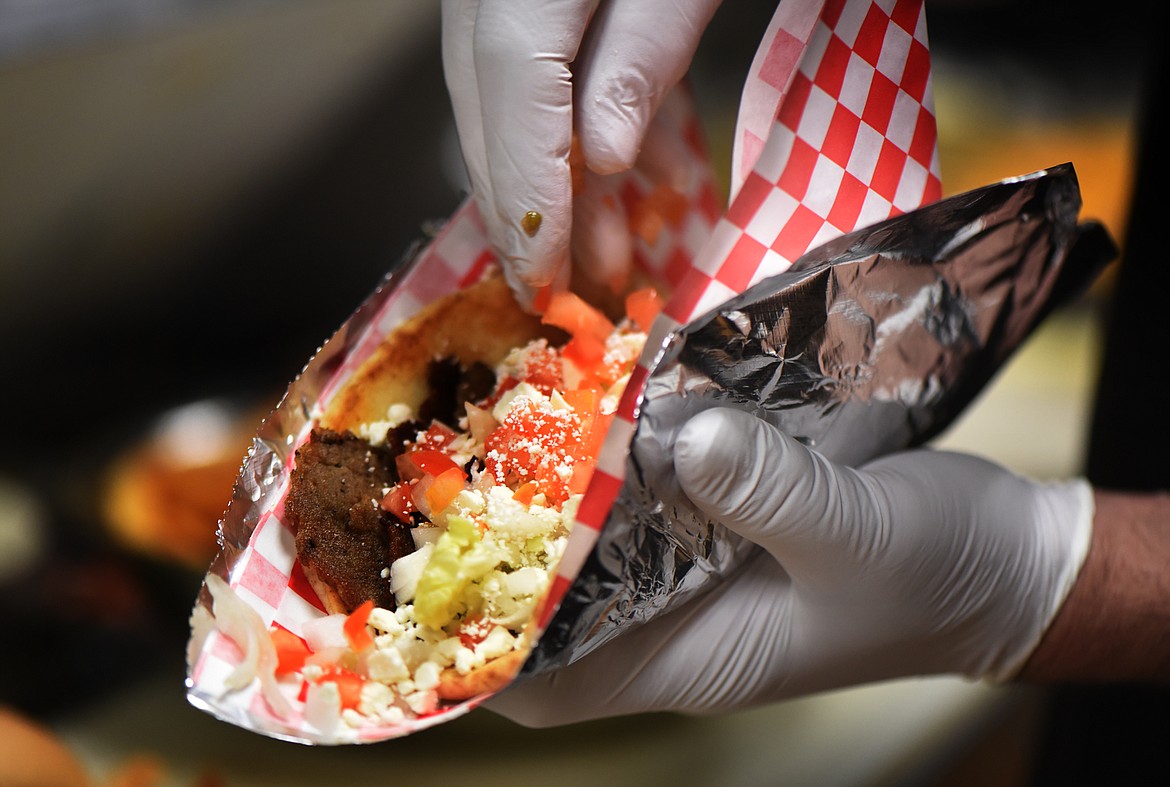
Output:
[
  {"xmin": 284, "ymin": 428, "xmax": 414, "ymax": 612},
  {"xmin": 418, "ymin": 357, "xmax": 498, "ymax": 428}
]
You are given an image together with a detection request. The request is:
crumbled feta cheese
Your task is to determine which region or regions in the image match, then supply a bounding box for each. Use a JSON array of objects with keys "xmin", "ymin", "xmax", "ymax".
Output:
[
  {"xmin": 505, "ymin": 566, "xmax": 546, "ymax": 598},
  {"xmin": 403, "ymin": 689, "xmax": 438, "ymax": 715},
  {"xmin": 435, "ymin": 636, "xmax": 465, "ymax": 663},
  {"xmin": 414, "ymin": 660, "xmax": 442, "ymax": 691},
  {"xmin": 561, "ymin": 494, "xmax": 582, "ymax": 522},
  {"xmin": 484, "ymin": 485, "xmax": 560, "ymax": 540},
  {"xmin": 476, "ymin": 627, "xmax": 516, "ymax": 661},
  {"xmin": 606, "ymin": 330, "xmax": 647, "ymax": 366},
  {"xmin": 359, "ymin": 680, "xmax": 396, "ymax": 717},
  {"xmin": 358, "ymin": 404, "xmax": 415, "ymax": 445},
  {"xmin": 378, "ymin": 705, "xmax": 406, "ymax": 724},
  {"xmin": 451, "ymin": 488, "xmax": 486, "ymax": 517},
  {"xmin": 367, "ymin": 647, "xmax": 411, "ymax": 684},
  {"xmin": 454, "ymin": 646, "xmax": 480, "ymax": 675},
  {"xmin": 368, "ymin": 607, "xmax": 403, "ymax": 636},
  {"xmin": 491, "ymin": 381, "xmax": 545, "ymax": 422},
  {"xmin": 394, "ymin": 637, "xmax": 431, "ymax": 670}
]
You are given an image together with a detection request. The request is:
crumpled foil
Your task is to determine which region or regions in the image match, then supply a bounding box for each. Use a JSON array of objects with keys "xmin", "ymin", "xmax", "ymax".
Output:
[{"xmin": 523, "ymin": 163, "xmax": 1115, "ymax": 675}]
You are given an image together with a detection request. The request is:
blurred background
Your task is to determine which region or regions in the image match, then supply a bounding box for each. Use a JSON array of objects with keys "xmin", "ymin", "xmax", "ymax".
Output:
[{"xmin": 0, "ymin": 0, "xmax": 1160, "ymax": 784}]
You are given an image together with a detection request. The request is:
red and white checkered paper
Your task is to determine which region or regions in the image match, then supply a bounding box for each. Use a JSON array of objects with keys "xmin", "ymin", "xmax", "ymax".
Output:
[{"xmin": 188, "ymin": 0, "xmax": 940, "ymax": 743}]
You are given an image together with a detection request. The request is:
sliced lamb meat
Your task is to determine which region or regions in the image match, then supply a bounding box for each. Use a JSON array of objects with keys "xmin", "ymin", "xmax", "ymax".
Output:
[
  {"xmin": 284, "ymin": 428, "xmax": 413, "ymax": 612},
  {"xmin": 285, "ymin": 357, "xmax": 499, "ymax": 614}
]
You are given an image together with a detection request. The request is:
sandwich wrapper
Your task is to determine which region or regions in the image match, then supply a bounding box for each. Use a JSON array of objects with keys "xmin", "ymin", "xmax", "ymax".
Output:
[{"xmin": 185, "ymin": 0, "xmax": 1115, "ymax": 744}]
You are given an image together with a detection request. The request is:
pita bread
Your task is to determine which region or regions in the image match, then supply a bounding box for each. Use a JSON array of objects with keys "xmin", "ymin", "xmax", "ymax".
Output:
[{"xmin": 321, "ymin": 273, "xmax": 556, "ymax": 431}]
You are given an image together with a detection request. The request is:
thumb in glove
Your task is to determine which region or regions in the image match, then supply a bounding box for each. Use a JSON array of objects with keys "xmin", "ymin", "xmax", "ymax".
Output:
[{"xmin": 674, "ymin": 408, "xmax": 1094, "ymax": 685}]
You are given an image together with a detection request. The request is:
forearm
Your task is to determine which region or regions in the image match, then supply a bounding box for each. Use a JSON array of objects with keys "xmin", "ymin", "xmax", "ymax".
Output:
[{"xmin": 1020, "ymin": 489, "xmax": 1170, "ymax": 684}]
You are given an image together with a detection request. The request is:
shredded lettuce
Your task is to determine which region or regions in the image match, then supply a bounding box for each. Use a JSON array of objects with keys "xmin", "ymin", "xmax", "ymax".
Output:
[{"xmin": 412, "ymin": 515, "xmax": 500, "ymax": 629}]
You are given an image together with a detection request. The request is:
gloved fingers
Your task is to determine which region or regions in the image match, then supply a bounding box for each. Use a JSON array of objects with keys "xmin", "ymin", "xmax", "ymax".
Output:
[
  {"xmin": 463, "ymin": 0, "xmax": 600, "ymax": 301},
  {"xmin": 674, "ymin": 408, "xmax": 881, "ymax": 585},
  {"xmin": 570, "ymin": 108, "xmax": 710, "ymax": 293},
  {"xmin": 486, "ymin": 550, "xmax": 799, "ymax": 726},
  {"xmin": 574, "ymin": 0, "xmax": 723, "ymax": 174},
  {"xmin": 570, "ymin": 170, "xmax": 633, "ymax": 294},
  {"xmin": 441, "ymin": 0, "xmax": 489, "ymax": 202}
]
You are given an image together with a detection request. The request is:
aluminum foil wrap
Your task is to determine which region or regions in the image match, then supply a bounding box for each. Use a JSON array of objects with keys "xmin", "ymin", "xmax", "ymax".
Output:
[{"xmin": 524, "ymin": 163, "xmax": 1115, "ymax": 674}]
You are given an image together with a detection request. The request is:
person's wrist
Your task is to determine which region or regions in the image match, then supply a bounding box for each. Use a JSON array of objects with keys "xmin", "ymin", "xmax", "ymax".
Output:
[{"xmin": 1019, "ymin": 489, "xmax": 1170, "ymax": 684}]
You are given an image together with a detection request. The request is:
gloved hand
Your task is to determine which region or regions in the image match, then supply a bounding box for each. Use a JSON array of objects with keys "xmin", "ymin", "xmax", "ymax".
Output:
[
  {"xmin": 489, "ymin": 407, "xmax": 1094, "ymax": 726},
  {"xmin": 441, "ymin": 0, "xmax": 723, "ymax": 306}
]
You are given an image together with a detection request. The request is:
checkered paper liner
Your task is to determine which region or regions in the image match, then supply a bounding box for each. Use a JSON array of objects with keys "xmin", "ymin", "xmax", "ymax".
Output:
[{"xmin": 186, "ymin": 0, "xmax": 939, "ymax": 744}]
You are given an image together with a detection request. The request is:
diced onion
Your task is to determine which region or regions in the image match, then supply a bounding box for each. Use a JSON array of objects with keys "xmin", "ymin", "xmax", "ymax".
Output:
[
  {"xmin": 389, "ymin": 543, "xmax": 434, "ymax": 604},
  {"xmin": 411, "ymin": 526, "xmax": 443, "ymax": 549},
  {"xmin": 302, "ymin": 613, "xmax": 349, "ymax": 652},
  {"xmin": 205, "ymin": 574, "xmax": 292, "ymax": 718}
]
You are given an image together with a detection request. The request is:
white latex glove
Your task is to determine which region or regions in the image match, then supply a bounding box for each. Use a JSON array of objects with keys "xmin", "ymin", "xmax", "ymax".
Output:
[
  {"xmin": 489, "ymin": 408, "xmax": 1093, "ymax": 726},
  {"xmin": 441, "ymin": 0, "xmax": 723, "ymax": 306}
]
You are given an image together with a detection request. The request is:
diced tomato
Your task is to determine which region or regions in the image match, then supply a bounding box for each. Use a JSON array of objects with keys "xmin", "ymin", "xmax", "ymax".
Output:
[
  {"xmin": 625, "ymin": 287, "xmax": 664, "ymax": 333},
  {"xmin": 562, "ymin": 334, "xmax": 607, "ymax": 374},
  {"xmin": 562, "ymin": 388, "xmax": 599, "ymax": 417},
  {"xmin": 532, "ymin": 285, "xmax": 554, "ymax": 314},
  {"xmin": 395, "ymin": 452, "xmax": 422, "ymax": 482},
  {"xmin": 541, "ymin": 291, "xmax": 614, "ymax": 342},
  {"xmin": 652, "ymin": 184, "xmax": 689, "ymax": 226},
  {"xmin": 343, "ymin": 600, "xmax": 376, "ymax": 652},
  {"xmin": 629, "ymin": 184, "xmax": 688, "ymax": 245},
  {"xmin": 568, "ymin": 459, "xmax": 595, "ymax": 495},
  {"xmin": 381, "ymin": 481, "xmax": 416, "ymax": 524},
  {"xmin": 425, "ymin": 466, "xmax": 466, "ymax": 514},
  {"xmin": 409, "ymin": 449, "xmax": 464, "ymax": 479},
  {"xmin": 484, "ymin": 376, "xmax": 519, "ymax": 409},
  {"xmin": 394, "ymin": 423, "xmax": 460, "ymax": 484},
  {"xmin": 269, "ymin": 626, "xmax": 311, "ymax": 677},
  {"xmin": 512, "ymin": 480, "xmax": 538, "ymax": 506},
  {"xmin": 631, "ymin": 206, "xmax": 665, "ymax": 246},
  {"xmin": 413, "ymin": 422, "xmax": 458, "ymax": 450},
  {"xmin": 581, "ymin": 411, "xmax": 613, "ymax": 458},
  {"xmin": 317, "ymin": 666, "xmax": 365, "ymax": 711},
  {"xmin": 484, "ymin": 398, "xmax": 584, "ymax": 507},
  {"xmin": 410, "ymin": 473, "xmax": 435, "ymax": 518},
  {"xmin": 519, "ymin": 342, "xmax": 563, "ymax": 395}
]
